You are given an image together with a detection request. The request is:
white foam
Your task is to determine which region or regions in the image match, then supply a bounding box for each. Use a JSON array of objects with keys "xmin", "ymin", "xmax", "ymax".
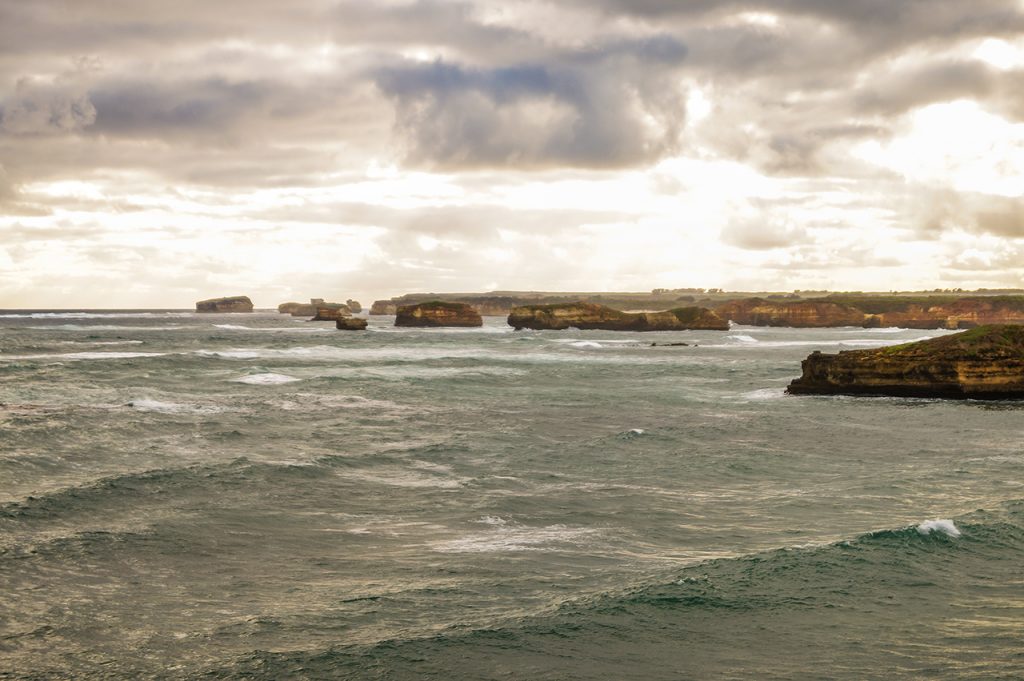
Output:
[
  {"xmin": 630, "ymin": 428, "xmax": 645, "ymax": 434},
  {"xmin": 127, "ymin": 399, "xmax": 221, "ymax": 414},
  {"xmin": 212, "ymin": 324, "xmax": 329, "ymax": 333},
  {"xmin": 916, "ymin": 519, "xmax": 961, "ymax": 538},
  {"xmin": 432, "ymin": 524, "xmax": 599, "ymax": 553},
  {"xmin": 0, "ymin": 351, "xmax": 168, "ymax": 361},
  {"xmin": 231, "ymin": 373, "xmax": 301, "ymax": 385},
  {"xmin": 27, "ymin": 324, "xmax": 186, "ymax": 331},
  {"xmin": 568, "ymin": 340, "xmax": 603, "ymax": 349},
  {"xmin": 728, "ymin": 334, "xmax": 759, "ymax": 343},
  {"xmin": 739, "ymin": 388, "xmax": 785, "ymax": 400},
  {"xmin": 1, "ymin": 312, "xmax": 192, "ymax": 319}
]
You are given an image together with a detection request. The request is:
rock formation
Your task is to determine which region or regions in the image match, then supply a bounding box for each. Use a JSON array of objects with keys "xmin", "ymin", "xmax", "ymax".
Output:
[
  {"xmin": 715, "ymin": 298, "xmax": 865, "ymax": 327},
  {"xmin": 507, "ymin": 302, "xmax": 728, "ymax": 331},
  {"xmin": 395, "ymin": 301, "xmax": 483, "ymax": 327},
  {"xmin": 848, "ymin": 296, "xmax": 1024, "ymax": 329},
  {"xmin": 786, "ymin": 325, "xmax": 1024, "ymax": 399},
  {"xmin": 370, "ymin": 300, "xmax": 398, "ymax": 315},
  {"xmin": 336, "ymin": 317, "xmax": 368, "ymax": 330},
  {"xmin": 311, "ymin": 304, "xmax": 352, "ymax": 321},
  {"xmin": 278, "ymin": 302, "xmax": 303, "ymax": 314},
  {"xmin": 196, "ymin": 296, "xmax": 254, "ymax": 313},
  {"xmin": 346, "ymin": 299, "xmax": 362, "ymax": 313}
]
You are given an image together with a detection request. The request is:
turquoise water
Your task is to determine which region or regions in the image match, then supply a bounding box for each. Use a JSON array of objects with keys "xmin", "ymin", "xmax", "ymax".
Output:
[{"xmin": 1, "ymin": 311, "xmax": 1023, "ymax": 679}]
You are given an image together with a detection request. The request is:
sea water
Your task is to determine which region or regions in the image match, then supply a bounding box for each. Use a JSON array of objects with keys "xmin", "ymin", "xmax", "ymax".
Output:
[{"xmin": 1, "ymin": 311, "xmax": 1023, "ymax": 679}]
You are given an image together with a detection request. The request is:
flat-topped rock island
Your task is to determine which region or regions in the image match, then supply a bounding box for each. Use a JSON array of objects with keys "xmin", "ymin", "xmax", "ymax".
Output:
[
  {"xmin": 787, "ymin": 325, "xmax": 1024, "ymax": 399},
  {"xmin": 507, "ymin": 302, "xmax": 729, "ymax": 331},
  {"xmin": 195, "ymin": 296, "xmax": 253, "ymax": 313}
]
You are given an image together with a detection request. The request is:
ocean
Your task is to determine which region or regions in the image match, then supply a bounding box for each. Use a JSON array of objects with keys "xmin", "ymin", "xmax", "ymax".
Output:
[{"xmin": 1, "ymin": 311, "xmax": 1023, "ymax": 679}]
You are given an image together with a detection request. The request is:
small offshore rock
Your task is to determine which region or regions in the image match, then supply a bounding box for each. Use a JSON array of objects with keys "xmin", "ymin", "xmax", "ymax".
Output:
[{"xmin": 336, "ymin": 317, "xmax": 368, "ymax": 331}]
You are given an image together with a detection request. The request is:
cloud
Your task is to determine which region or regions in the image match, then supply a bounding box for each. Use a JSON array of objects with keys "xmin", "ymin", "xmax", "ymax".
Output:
[
  {"xmin": 373, "ymin": 35, "xmax": 689, "ymax": 169},
  {"xmin": 721, "ymin": 217, "xmax": 807, "ymax": 250},
  {"xmin": 0, "ymin": 77, "xmax": 96, "ymax": 135}
]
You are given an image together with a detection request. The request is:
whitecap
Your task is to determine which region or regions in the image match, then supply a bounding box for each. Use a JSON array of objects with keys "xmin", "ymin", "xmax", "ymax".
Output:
[
  {"xmin": 568, "ymin": 340, "xmax": 603, "ymax": 349},
  {"xmin": 916, "ymin": 519, "xmax": 961, "ymax": 538},
  {"xmin": 728, "ymin": 334, "xmax": 759, "ymax": 343},
  {"xmin": 231, "ymin": 373, "xmax": 301, "ymax": 385},
  {"xmin": 432, "ymin": 524, "xmax": 599, "ymax": 553},
  {"xmin": 739, "ymin": 388, "xmax": 785, "ymax": 400},
  {"xmin": 127, "ymin": 399, "xmax": 221, "ymax": 414}
]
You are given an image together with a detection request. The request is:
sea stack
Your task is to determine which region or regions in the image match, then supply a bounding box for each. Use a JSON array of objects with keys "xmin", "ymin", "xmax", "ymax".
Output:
[
  {"xmin": 786, "ymin": 325, "xmax": 1024, "ymax": 399},
  {"xmin": 336, "ymin": 317, "xmax": 368, "ymax": 330},
  {"xmin": 311, "ymin": 303, "xmax": 352, "ymax": 321},
  {"xmin": 196, "ymin": 296, "xmax": 254, "ymax": 313},
  {"xmin": 346, "ymin": 299, "xmax": 363, "ymax": 313},
  {"xmin": 507, "ymin": 302, "xmax": 728, "ymax": 331},
  {"xmin": 395, "ymin": 301, "xmax": 483, "ymax": 327}
]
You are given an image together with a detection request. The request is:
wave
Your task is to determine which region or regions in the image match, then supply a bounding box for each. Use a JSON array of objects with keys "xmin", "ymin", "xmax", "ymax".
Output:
[
  {"xmin": 212, "ymin": 324, "xmax": 331, "ymax": 333},
  {"xmin": 126, "ymin": 399, "xmax": 223, "ymax": 414},
  {"xmin": 26, "ymin": 324, "xmax": 187, "ymax": 331},
  {"xmin": 0, "ymin": 351, "xmax": 168, "ymax": 362},
  {"xmin": 214, "ymin": 502, "xmax": 1024, "ymax": 679},
  {"xmin": 231, "ymin": 372, "xmax": 302, "ymax": 385},
  {"xmin": 0, "ymin": 312, "xmax": 192, "ymax": 319}
]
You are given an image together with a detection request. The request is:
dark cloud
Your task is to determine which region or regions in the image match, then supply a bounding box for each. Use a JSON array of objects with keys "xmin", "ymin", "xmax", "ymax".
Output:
[
  {"xmin": 0, "ymin": 77, "xmax": 96, "ymax": 134},
  {"xmin": 373, "ymin": 35, "xmax": 689, "ymax": 168}
]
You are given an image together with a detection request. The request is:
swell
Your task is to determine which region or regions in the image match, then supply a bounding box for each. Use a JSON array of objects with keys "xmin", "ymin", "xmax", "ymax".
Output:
[
  {"xmin": 0, "ymin": 457, "xmax": 327, "ymax": 525},
  {"xmin": 208, "ymin": 500, "xmax": 1024, "ymax": 680}
]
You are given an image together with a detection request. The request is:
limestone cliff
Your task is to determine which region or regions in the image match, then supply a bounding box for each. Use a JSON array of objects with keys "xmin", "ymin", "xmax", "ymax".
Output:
[
  {"xmin": 507, "ymin": 302, "xmax": 728, "ymax": 331},
  {"xmin": 715, "ymin": 298, "xmax": 865, "ymax": 327},
  {"xmin": 196, "ymin": 296, "xmax": 254, "ymax": 313},
  {"xmin": 395, "ymin": 301, "xmax": 483, "ymax": 327},
  {"xmin": 786, "ymin": 325, "xmax": 1024, "ymax": 399},
  {"xmin": 346, "ymin": 299, "xmax": 362, "ymax": 314},
  {"xmin": 855, "ymin": 296, "xmax": 1024, "ymax": 329}
]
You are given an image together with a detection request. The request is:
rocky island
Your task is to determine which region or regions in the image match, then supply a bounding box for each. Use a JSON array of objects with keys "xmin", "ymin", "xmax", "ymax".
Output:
[
  {"xmin": 508, "ymin": 302, "xmax": 728, "ymax": 331},
  {"xmin": 786, "ymin": 325, "xmax": 1024, "ymax": 399},
  {"xmin": 336, "ymin": 317, "xmax": 368, "ymax": 330},
  {"xmin": 395, "ymin": 301, "xmax": 483, "ymax": 327},
  {"xmin": 196, "ymin": 296, "xmax": 253, "ymax": 313}
]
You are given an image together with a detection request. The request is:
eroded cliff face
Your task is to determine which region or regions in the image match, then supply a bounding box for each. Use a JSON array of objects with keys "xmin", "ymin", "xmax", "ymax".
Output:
[
  {"xmin": 786, "ymin": 325, "xmax": 1024, "ymax": 399},
  {"xmin": 715, "ymin": 298, "xmax": 866, "ymax": 327},
  {"xmin": 395, "ymin": 302, "xmax": 483, "ymax": 327},
  {"xmin": 870, "ymin": 298, "xmax": 1024, "ymax": 329},
  {"xmin": 507, "ymin": 302, "xmax": 728, "ymax": 331},
  {"xmin": 196, "ymin": 296, "xmax": 254, "ymax": 313}
]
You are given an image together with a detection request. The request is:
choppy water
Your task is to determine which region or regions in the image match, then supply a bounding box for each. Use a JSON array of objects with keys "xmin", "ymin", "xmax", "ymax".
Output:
[{"xmin": 2, "ymin": 311, "xmax": 1023, "ymax": 680}]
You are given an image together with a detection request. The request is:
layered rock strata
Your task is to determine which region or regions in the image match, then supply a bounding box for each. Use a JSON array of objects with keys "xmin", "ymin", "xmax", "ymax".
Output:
[
  {"xmin": 196, "ymin": 296, "xmax": 253, "ymax": 313},
  {"xmin": 395, "ymin": 301, "xmax": 483, "ymax": 327},
  {"xmin": 507, "ymin": 302, "xmax": 728, "ymax": 331},
  {"xmin": 786, "ymin": 325, "xmax": 1024, "ymax": 399},
  {"xmin": 311, "ymin": 304, "xmax": 352, "ymax": 321},
  {"xmin": 715, "ymin": 298, "xmax": 865, "ymax": 327}
]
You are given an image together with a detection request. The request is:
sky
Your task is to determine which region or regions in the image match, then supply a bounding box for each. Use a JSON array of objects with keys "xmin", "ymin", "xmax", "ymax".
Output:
[{"xmin": 2, "ymin": 0, "xmax": 1024, "ymax": 308}]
